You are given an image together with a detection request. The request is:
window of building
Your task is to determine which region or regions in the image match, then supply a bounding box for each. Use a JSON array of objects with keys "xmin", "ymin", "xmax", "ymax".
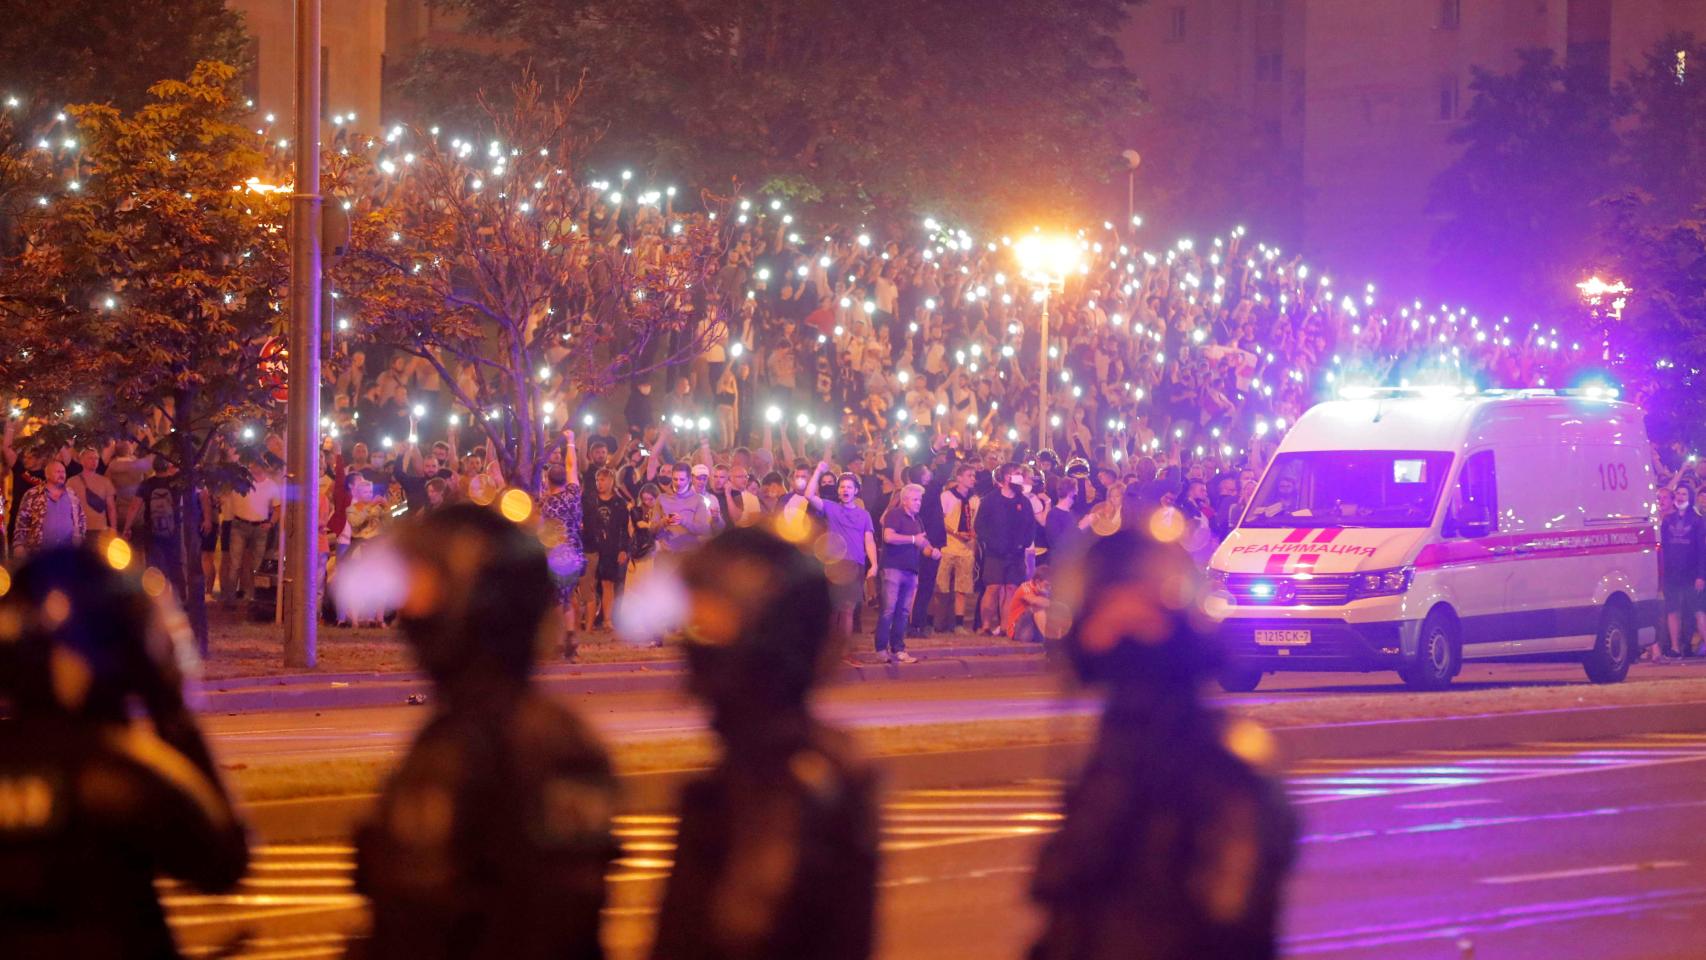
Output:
[
  {"xmin": 241, "ymin": 38, "xmax": 261, "ymax": 108},
  {"xmin": 1166, "ymin": 6, "xmax": 1187, "ymax": 41},
  {"xmin": 1256, "ymin": 52, "xmax": 1283, "ymax": 83},
  {"xmin": 1438, "ymin": 0, "xmax": 1462, "ymax": 30},
  {"xmin": 1437, "ymin": 74, "xmax": 1461, "ymax": 121}
]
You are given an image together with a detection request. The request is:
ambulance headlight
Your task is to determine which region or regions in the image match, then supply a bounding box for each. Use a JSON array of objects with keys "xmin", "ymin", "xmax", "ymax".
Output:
[{"xmin": 1351, "ymin": 567, "xmax": 1413, "ymax": 598}]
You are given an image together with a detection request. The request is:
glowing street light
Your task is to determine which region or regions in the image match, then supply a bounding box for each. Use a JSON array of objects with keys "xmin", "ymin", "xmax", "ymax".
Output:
[{"xmin": 1014, "ymin": 233, "xmax": 1084, "ymax": 451}]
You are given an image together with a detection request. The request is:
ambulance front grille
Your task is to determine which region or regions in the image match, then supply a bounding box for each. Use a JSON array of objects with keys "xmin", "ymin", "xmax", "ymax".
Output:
[{"xmin": 1224, "ymin": 573, "xmax": 1356, "ymax": 606}]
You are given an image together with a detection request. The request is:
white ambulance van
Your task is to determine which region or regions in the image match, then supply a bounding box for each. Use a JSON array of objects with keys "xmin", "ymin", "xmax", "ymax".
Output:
[{"xmin": 1207, "ymin": 388, "xmax": 1660, "ymax": 691}]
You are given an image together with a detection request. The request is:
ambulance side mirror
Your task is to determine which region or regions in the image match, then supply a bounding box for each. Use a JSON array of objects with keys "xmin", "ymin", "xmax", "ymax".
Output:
[{"xmin": 1452, "ymin": 503, "xmax": 1492, "ymax": 538}]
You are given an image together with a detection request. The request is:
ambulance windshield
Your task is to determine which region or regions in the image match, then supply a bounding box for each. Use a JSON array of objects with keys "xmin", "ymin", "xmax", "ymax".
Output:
[{"xmin": 1242, "ymin": 450, "xmax": 1453, "ymax": 529}]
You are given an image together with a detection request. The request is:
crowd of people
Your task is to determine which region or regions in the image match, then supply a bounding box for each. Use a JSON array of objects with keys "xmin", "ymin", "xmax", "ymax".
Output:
[{"xmin": 9, "ymin": 195, "xmax": 1706, "ymax": 656}]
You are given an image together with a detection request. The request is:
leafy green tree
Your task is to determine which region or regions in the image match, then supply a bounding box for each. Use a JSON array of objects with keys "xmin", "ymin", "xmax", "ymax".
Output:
[
  {"xmin": 0, "ymin": 61, "xmax": 287, "ymax": 652},
  {"xmin": 392, "ymin": 0, "xmax": 1144, "ymax": 226},
  {"xmin": 1427, "ymin": 49, "xmax": 1623, "ymax": 316},
  {"xmin": 1604, "ymin": 207, "xmax": 1706, "ymax": 449},
  {"xmin": 331, "ymin": 78, "xmax": 728, "ymax": 495},
  {"xmin": 0, "ymin": 0, "xmax": 250, "ymax": 115}
]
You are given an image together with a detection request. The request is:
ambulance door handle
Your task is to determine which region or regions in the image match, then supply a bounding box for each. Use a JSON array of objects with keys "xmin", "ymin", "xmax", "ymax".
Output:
[
  {"xmin": 1511, "ymin": 545, "xmax": 1535, "ymax": 556},
  {"xmin": 1490, "ymin": 544, "xmax": 1515, "ymax": 556}
]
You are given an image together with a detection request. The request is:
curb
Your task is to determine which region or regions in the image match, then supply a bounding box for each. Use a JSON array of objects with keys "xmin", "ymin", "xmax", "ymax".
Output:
[
  {"xmin": 243, "ymin": 697, "xmax": 1706, "ymax": 843},
  {"xmin": 198, "ymin": 653, "xmax": 1048, "ymax": 713}
]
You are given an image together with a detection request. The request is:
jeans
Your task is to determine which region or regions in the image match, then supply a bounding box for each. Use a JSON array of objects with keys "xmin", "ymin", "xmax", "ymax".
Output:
[
  {"xmin": 223, "ymin": 519, "xmax": 267, "ymax": 602},
  {"xmin": 876, "ymin": 568, "xmax": 918, "ymax": 654}
]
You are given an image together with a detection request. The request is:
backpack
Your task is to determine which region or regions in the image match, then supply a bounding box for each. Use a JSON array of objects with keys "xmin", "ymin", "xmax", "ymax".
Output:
[{"xmin": 148, "ymin": 484, "xmax": 178, "ymax": 538}]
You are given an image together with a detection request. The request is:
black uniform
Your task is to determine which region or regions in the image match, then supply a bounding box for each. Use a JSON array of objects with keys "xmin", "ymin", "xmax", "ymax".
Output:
[
  {"xmin": 349, "ymin": 505, "xmax": 618, "ymax": 960},
  {"xmin": 354, "ymin": 684, "xmax": 618, "ymax": 960},
  {"xmin": 0, "ymin": 547, "xmax": 248, "ymax": 960},
  {"xmin": 652, "ymin": 526, "xmax": 880, "ymax": 960},
  {"xmin": 1032, "ymin": 528, "xmax": 1296, "ymax": 960},
  {"xmin": 1030, "ymin": 689, "xmax": 1295, "ymax": 960},
  {"xmin": 651, "ymin": 720, "xmax": 878, "ymax": 960}
]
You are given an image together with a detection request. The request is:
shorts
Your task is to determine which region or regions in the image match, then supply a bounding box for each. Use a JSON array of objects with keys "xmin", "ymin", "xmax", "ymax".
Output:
[
  {"xmin": 830, "ymin": 562, "xmax": 869, "ymax": 611},
  {"xmin": 595, "ymin": 550, "xmax": 628, "ymax": 584},
  {"xmin": 937, "ymin": 549, "xmax": 975, "ymax": 595},
  {"xmin": 549, "ymin": 550, "xmax": 586, "ymax": 606},
  {"xmin": 1663, "ymin": 579, "xmax": 1700, "ymax": 614},
  {"xmin": 982, "ymin": 552, "xmax": 1027, "ymax": 587}
]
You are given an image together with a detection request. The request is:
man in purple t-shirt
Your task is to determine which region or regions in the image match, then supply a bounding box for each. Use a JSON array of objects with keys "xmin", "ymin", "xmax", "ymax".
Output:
[{"xmin": 806, "ymin": 461, "xmax": 878, "ymax": 640}]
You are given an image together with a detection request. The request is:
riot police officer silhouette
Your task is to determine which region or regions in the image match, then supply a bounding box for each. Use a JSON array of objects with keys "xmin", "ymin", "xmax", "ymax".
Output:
[
  {"xmin": 0, "ymin": 545, "xmax": 248, "ymax": 959},
  {"xmin": 352, "ymin": 504, "xmax": 618, "ymax": 960},
  {"xmin": 650, "ymin": 525, "xmax": 879, "ymax": 960},
  {"xmin": 1029, "ymin": 528, "xmax": 1296, "ymax": 960}
]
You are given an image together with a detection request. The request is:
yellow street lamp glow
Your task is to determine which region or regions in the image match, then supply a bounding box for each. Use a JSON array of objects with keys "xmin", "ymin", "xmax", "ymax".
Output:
[{"xmin": 1015, "ymin": 234, "xmax": 1082, "ymax": 284}]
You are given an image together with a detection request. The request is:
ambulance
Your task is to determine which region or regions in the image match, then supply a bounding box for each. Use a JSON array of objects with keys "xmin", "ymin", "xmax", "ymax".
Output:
[{"xmin": 1207, "ymin": 388, "xmax": 1660, "ymax": 691}]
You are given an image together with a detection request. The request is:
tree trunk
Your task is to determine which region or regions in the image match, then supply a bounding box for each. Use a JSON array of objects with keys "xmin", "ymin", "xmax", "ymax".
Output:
[{"xmin": 175, "ymin": 387, "xmax": 211, "ymax": 659}]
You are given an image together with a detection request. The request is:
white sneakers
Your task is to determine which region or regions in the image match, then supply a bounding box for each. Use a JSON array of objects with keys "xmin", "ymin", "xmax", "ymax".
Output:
[{"xmin": 888, "ymin": 651, "xmax": 918, "ymax": 664}]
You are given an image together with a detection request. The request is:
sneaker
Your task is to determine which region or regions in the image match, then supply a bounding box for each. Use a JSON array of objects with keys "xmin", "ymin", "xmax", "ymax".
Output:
[{"xmin": 891, "ymin": 651, "xmax": 918, "ymax": 664}]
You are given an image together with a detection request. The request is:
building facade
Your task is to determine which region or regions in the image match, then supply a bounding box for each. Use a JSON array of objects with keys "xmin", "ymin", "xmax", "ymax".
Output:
[
  {"xmin": 226, "ymin": 0, "xmax": 388, "ymax": 133},
  {"xmin": 1119, "ymin": 0, "xmax": 1706, "ymax": 291}
]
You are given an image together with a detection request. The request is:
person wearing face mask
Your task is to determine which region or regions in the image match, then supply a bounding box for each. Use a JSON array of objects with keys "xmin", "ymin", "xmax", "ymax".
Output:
[
  {"xmin": 352, "ymin": 504, "xmax": 618, "ymax": 959},
  {"xmin": 806, "ymin": 460, "xmax": 879, "ymax": 641},
  {"xmin": 1660, "ymin": 484, "xmax": 1706, "ymax": 658},
  {"xmin": 652, "ymin": 525, "xmax": 879, "ymax": 960},
  {"xmin": 0, "ymin": 546, "xmax": 249, "ymax": 958},
  {"xmin": 1030, "ymin": 529, "xmax": 1295, "ymax": 960},
  {"xmin": 974, "ymin": 462, "xmax": 1038, "ymax": 637}
]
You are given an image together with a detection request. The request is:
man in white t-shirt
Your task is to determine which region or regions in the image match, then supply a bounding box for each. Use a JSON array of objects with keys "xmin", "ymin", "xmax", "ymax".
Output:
[{"xmin": 222, "ymin": 460, "xmax": 282, "ymax": 606}]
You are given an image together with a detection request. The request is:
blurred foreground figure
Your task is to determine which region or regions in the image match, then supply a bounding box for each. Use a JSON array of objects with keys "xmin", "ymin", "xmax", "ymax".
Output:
[
  {"xmin": 651, "ymin": 525, "xmax": 879, "ymax": 960},
  {"xmin": 353, "ymin": 504, "xmax": 617, "ymax": 960},
  {"xmin": 0, "ymin": 546, "xmax": 247, "ymax": 958},
  {"xmin": 1030, "ymin": 529, "xmax": 1295, "ymax": 960}
]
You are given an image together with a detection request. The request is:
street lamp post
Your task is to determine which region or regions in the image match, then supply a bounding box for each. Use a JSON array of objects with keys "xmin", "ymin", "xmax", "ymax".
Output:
[
  {"xmin": 1015, "ymin": 235, "xmax": 1083, "ymax": 453},
  {"xmin": 283, "ymin": 0, "xmax": 322, "ymax": 668}
]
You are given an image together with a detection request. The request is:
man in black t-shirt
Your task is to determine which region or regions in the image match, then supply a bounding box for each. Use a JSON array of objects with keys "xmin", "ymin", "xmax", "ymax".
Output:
[{"xmin": 136, "ymin": 456, "xmax": 186, "ymax": 602}]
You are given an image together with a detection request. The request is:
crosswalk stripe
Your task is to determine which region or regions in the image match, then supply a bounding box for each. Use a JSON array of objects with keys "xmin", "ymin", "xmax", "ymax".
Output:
[{"xmin": 168, "ymin": 733, "xmax": 1706, "ymax": 947}]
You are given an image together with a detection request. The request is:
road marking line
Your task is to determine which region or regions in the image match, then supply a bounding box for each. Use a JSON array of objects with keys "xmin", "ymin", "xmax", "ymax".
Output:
[
  {"xmin": 1480, "ymin": 861, "xmax": 1688, "ymax": 885},
  {"xmin": 1399, "ymin": 798, "xmax": 1499, "ymax": 810},
  {"xmin": 1296, "ymin": 752, "xmax": 1706, "ymax": 806}
]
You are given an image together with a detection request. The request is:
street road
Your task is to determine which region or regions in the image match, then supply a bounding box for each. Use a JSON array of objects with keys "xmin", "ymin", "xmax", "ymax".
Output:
[
  {"xmin": 170, "ymin": 730, "xmax": 1706, "ymax": 959},
  {"xmin": 197, "ymin": 659, "xmax": 1706, "ymax": 768}
]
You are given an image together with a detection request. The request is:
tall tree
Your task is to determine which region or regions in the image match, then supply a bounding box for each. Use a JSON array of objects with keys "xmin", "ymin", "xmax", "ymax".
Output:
[
  {"xmin": 0, "ymin": 0, "xmax": 250, "ymax": 114},
  {"xmin": 0, "ymin": 61, "xmax": 288, "ymax": 652},
  {"xmin": 392, "ymin": 0, "xmax": 1144, "ymax": 226},
  {"xmin": 1427, "ymin": 49, "xmax": 1624, "ymax": 317},
  {"xmin": 331, "ymin": 79, "xmax": 728, "ymax": 495}
]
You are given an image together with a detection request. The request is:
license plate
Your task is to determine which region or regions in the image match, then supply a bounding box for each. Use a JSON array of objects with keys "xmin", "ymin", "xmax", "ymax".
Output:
[
  {"xmin": 1254, "ymin": 629, "xmax": 1310, "ymax": 647},
  {"xmin": 253, "ymin": 576, "xmax": 272, "ymax": 589}
]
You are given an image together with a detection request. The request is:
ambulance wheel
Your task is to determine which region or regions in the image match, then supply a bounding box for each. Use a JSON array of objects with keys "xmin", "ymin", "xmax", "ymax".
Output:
[
  {"xmin": 1402, "ymin": 611, "xmax": 1459, "ymax": 691},
  {"xmin": 1583, "ymin": 604, "xmax": 1633, "ymax": 684},
  {"xmin": 1217, "ymin": 666, "xmax": 1263, "ymax": 693}
]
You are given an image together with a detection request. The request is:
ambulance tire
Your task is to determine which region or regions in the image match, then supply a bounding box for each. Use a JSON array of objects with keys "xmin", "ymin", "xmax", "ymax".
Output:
[
  {"xmin": 1402, "ymin": 610, "xmax": 1459, "ymax": 691},
  {"xmin": 1583, "ymin": 603, "xmax": 1633, "ymax": 685},
  {"xmin": 1217, "ymin": 666, "xmax": 1263, "ymax": 693}
]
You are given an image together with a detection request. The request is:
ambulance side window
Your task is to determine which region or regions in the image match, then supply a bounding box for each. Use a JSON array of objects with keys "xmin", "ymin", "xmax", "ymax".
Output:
[{"xmin": 1451, "ymin": 451, "xmax": 1498, "ymax": 538}]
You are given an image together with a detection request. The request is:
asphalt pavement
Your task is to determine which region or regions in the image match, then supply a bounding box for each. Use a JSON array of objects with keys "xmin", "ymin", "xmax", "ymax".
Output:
[
  {"xmin": 198, "ymin": 659, "xmax": 1706, "ymax": 770},
  {"xmin": 170, "ymin": 730, "xmax": 1706, "ymax": 959}
]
